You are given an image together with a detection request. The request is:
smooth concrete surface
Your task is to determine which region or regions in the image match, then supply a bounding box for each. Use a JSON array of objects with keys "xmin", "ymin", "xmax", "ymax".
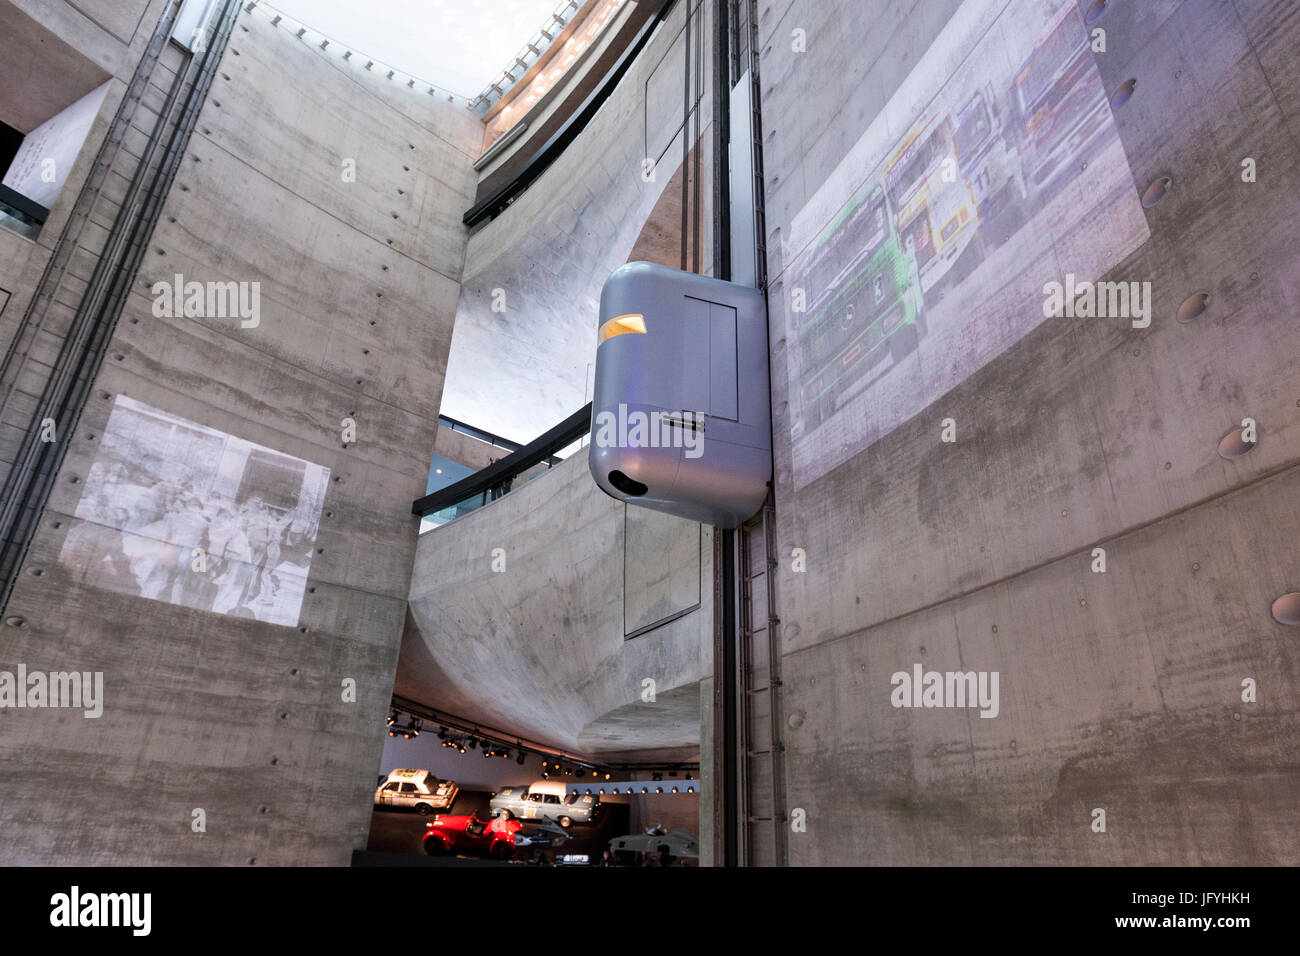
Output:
[
  {"xmin": 0, "ymin": 4, "xmax": 480, "ymax": 864},
  {"xmin": 439, "ymin": 0, "xmax": 713, "ymax": 445},
  {"xmin": 403, "ymin": 452, "xmax": 711, "ymax": 763},
  {"xmin": 11, "ymin": 0, "xmax": 160, "ymax": 76},
  {"xmin": 432, "ymin": 423, "xmax": 502, "ymax": 471},
  {"xmin": 623, "ymin": 505, "xmax": 700, "ymax": 635},
  {"xmin": 0, "ymin": 1, "xmax": 112, "ymax": 132},
  {"xmin": 760, "ymin": 0, "xmax": 1300, "ymax": 864}
]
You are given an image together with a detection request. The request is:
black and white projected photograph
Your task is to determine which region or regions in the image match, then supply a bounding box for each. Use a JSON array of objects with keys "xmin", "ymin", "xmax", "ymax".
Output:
[
  {"xmin": 57, "ymin": 396, "xmax": 330, "ymax": 627},
  {"xmin": 782, "ymin": 0, "xmax": 1148, "ymax": 488}
]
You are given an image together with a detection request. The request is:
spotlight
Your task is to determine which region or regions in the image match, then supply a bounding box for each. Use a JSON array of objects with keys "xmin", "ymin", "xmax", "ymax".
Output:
[
  {"xmin": 385, "ymin": 711, "xmax": 397, "ymax": 727},
  {"xmin": 652, "ymin": 772, "xmax": 663, "ymax": 782},
  {"xmin": 541, "ymin": 771, "xmax": 549, "ymax": 779},
  {"xmin": 604, "ymin": 772, "xmax": 611, "ymax": 780},
  {"xmin": 576, "ymin": 768, "xmax": 585, "ymax": 777},
  {"xmin": 437, "ymin": 727, "xmax": 449, "ymax": 740},
  {"xmin": 468, "ymin": 738, "xmax": 477, "ymax": 750},
  {"xmin": 517, "ymin": 753, "xmax": 526, "ymax": 765},
  {"xmin": 655, "ymin": 787, "xmax": 663, "ymax": 794},
  {"xmin": 641, "ymin": 787, "xmax": 648, "ymax": 794},
  {"xmin": 671, "ymin": 787, "xmax": 678, "ymax": 794}
]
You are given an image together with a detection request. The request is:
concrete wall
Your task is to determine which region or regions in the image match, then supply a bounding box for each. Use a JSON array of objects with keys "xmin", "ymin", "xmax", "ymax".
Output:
[
  {"xmin": 760, "ymin": 0, "xmax": 1300, "ymax": 864},
  {"xmin": 2, "ymin": 80, "xmax": 110, "ymax": 207},
  {"xmin": 439, "ymin": 0, "xmax": 713, "ymax": 444},
  {"xmin": 0, "ymin": 0, "xmax": 166, "ymax": 364},
  {"xmin": 403, "ymin": 452, "xmax": 712, "ymax": 763},
  {"xmin": 0, "ymin": 5, "xmax": 481, "ymax": 864},
  {"xmin": 432, "ymin": 423, "xmax": 509, "ymax": 471}
]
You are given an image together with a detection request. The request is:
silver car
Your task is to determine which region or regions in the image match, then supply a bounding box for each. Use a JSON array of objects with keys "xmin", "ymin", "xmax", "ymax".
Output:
[
  {"xmin": 609, "ymin": 828, "xmax": 699, "ymax": 859},
  {"xmin": 490, "ymin": 780, "xmax": 600, "ymax": 828}
]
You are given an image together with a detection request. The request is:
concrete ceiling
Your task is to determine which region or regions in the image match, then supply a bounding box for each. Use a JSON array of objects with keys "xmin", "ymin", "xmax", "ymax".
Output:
[
  {"xmin": 577, "ymin": 684, "xmax": 702, "ymax": 763},
  {"xmin": 400, "ymin": 453, "xmax": 709, "ymax": 765},
  {"xmin": 0, "ymin": 2, "xmax": 110, "ymax": 133}
]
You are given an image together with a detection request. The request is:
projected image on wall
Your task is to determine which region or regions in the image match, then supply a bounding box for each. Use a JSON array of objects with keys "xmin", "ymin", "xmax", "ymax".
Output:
[
  {"xmin": 59, "ymin": 396, "xmax": 330, "ymax": 627},
  {"xmin": 783, "ymin": 0, "xmax": 1150, "ymax": 488}
]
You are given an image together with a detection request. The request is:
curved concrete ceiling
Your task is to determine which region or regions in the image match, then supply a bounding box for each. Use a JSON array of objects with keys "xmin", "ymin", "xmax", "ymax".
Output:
[
  {"xmin": 400, "ymin": 454, "xmax": 711, "ymax": 762},
  {"xmin": 577, "ymin": 683, "xmax": 702, "ymax": 763}
]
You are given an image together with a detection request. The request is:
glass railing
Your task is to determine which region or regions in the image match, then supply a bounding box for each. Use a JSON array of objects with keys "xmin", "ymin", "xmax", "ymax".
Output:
[
  {"xmin": 0, "ymin": 184, "xmax": 48, "ymax": 240},
  {"xmin": 414, "ymin": 404, "xmax": 591, "ymax": 532}
]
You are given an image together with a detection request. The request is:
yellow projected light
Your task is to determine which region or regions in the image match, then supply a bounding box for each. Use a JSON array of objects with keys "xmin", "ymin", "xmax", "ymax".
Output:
[{"xmin": 597, "ymin": 313, "xmax": 646, "ymax": 345}]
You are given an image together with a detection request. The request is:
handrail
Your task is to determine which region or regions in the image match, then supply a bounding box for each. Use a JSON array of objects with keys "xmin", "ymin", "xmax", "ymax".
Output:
[{"xmin": 413, "ymin": 403, "xmax": 591, "ymax": 516}]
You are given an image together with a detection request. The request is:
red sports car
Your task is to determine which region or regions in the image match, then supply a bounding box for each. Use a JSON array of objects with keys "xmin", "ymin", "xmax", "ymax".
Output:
[{"xmin": 423, "ymin": 811, "xmax": 522, "ymax": 858}]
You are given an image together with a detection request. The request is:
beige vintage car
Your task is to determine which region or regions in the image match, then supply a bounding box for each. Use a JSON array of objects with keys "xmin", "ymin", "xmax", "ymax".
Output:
[{"xmin": 374, "ymin": 769, "xmax": 459, "ymax": 815}]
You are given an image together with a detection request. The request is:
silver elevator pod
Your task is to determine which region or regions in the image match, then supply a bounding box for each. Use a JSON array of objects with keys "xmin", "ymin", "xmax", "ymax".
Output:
[{"xmin": 588, "ymin": 261, "xmax": 770, "ymax": 528}]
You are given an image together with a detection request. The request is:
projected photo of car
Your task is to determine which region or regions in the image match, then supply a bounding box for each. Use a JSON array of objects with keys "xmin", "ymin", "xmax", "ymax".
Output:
[
  {"xmin": 784, "ymin": 0, "xmax": 1143, "ymax": 483},
  {"xmin": 1012, "ymin": 2, "xmax": 1114, "ymax": 204},
  {"xmin": 884, "ymin": 114, "xmax": 980, "ymax": 299},
  {"xmin": 792, "ymin": 181, "xmax": 924, "ymax": 427}
]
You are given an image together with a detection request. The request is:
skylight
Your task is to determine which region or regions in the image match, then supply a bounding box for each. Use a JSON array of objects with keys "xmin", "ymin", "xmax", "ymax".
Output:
[{"xmin": 266, "ymin": 0, "xmax": 572, "ymax": 99}]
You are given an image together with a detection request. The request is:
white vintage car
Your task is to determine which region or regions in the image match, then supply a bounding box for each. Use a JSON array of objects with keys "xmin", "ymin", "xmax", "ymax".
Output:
[
  {"xmin": 490, "ymin": 779, "xmax": 600, "ymax": 828},
  {"xmin": 374, "ymin": 769, "xmax": 459, "ymax": 815}
]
